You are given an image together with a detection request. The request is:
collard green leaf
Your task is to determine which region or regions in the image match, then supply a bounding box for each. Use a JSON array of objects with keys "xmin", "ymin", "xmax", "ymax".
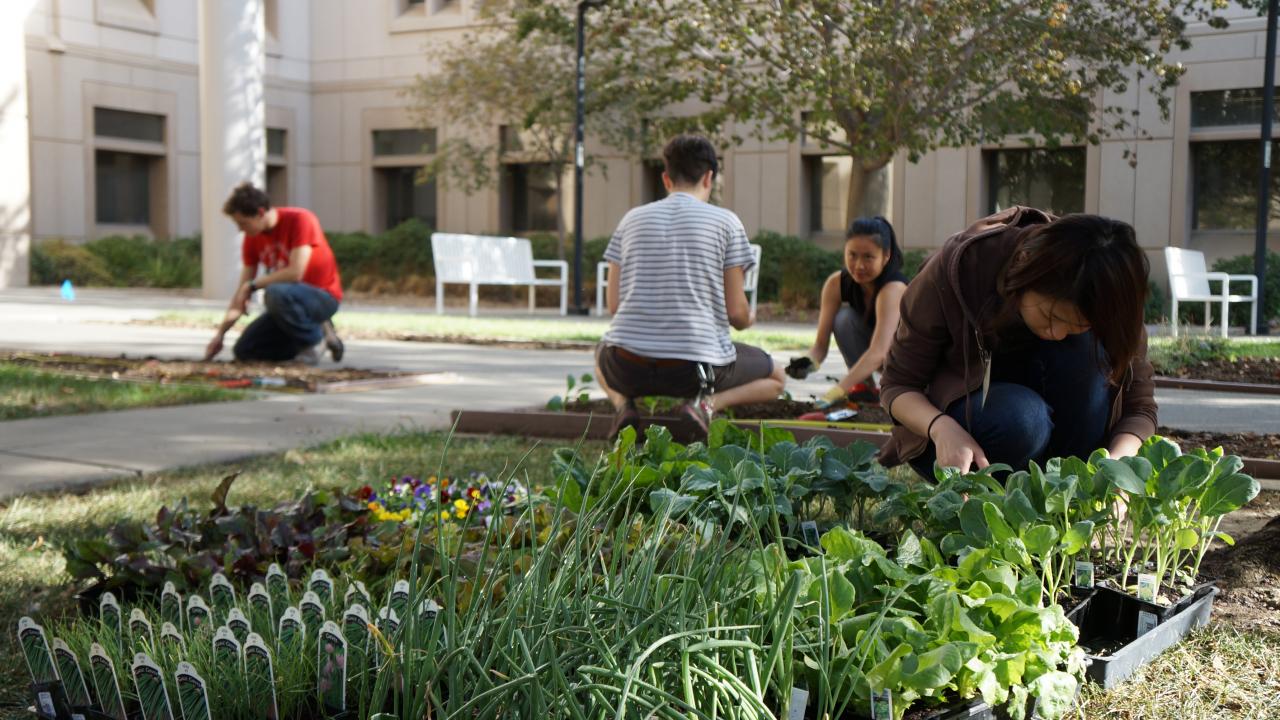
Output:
[
  {"xmin": 1199, "ymin": 473, "xmax": 1260, "ymax": 517},
  {"xmin": 1097, "ymin": 458, "xmax": 1146, "ymax": 496}
]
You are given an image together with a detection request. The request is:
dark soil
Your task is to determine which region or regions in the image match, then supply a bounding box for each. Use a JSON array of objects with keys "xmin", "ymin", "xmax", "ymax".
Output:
[
  {"xmin": 1161, "ymin": 356, "xmax": 1280, "ymax": 386},
  {"xmin": 1200, "ymin": 513, "xmax": 1280, "ymax": 631},
  {"xmin": 1158, "ymin": 426, "xmax": 1280, "ymax": 460},
  {"xmin": 0, "ymin": 351, "xmax": 407, "ymax": 393},
  {"xmin": 563, "ymin": 397, "xmax": 893, "ymax": 425}
]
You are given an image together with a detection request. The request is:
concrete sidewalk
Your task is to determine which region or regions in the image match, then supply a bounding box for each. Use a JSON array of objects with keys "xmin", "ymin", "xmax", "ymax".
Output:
[{"xmin": 2, "ymin": 287, "xmax": 1279, "ymax": 498}]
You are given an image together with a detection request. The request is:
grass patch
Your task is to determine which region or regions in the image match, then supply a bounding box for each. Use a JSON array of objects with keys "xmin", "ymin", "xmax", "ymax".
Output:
[
  {"xmin": 1078, "ymin": 623, "xmax": 1280, "ymax": 719},
  {"xmin": 1147, "ymin": 336, "xmax": 1280, "ymax": 373},
  {"xmin": 0, "ymin": 430, "xmax": 606, "ymax": 711},
  {"xmin": 0, "ymin": 363, "xmax": 244, "ymax": 421},
  {"xmin": 143, "ymin": 309, "xmax": 813, "ymax": 352}
]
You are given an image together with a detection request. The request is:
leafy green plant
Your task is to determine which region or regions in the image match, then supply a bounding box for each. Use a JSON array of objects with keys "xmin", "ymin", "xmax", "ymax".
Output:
[{"xmin": 545, "ymin": 372, "xmax": 596, "ymax": 411}]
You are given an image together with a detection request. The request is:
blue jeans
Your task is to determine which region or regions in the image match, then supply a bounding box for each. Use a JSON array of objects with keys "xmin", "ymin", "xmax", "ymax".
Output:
[
  {"xmin": 910, "ymin": 331, "xmax": 1111, "ymax": 479},
  {"xmin": 233, "ymin": 283, "xmax": 339, "ymax": 362}
]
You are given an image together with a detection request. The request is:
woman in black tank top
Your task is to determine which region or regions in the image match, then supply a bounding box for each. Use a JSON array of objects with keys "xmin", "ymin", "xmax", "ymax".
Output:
[{"xmin": 785, "ymin": 217, "xmax": 909, "ymax": 405}]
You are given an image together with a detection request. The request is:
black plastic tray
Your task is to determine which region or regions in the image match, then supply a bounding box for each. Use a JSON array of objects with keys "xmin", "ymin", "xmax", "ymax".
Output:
[{"xmin": 1069, "ymin": 585, "xmax": 1218, "ymax": 688}]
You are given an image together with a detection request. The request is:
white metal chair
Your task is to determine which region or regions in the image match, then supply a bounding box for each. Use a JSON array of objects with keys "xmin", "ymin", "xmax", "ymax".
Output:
[
  {"xmin": 1165, "ymin": 247, "xmax": 1257, "ymax": 338},
  {"xmin": 595, "ymin": 243, "xmax": 762, "ymax": 316}
]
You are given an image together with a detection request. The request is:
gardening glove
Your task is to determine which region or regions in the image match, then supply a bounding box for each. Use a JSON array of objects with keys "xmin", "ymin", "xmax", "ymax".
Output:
[
  {"xmin": 817, "ymin": 385, "xmax": 847, "ymax": 409},
  {"xmin": 785, "ymin": 356, "xmax": 815, "ymax": 380}
]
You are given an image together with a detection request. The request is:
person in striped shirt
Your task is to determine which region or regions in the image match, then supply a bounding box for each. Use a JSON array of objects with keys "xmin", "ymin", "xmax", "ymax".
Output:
[{"xmin": 596, "ymin": 134, "xmax": 787, "ymax": 437}]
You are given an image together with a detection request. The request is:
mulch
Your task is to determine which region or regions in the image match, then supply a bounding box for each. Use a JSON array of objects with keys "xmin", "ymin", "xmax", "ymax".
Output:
[
  {"xmin": 1158, "ymin": 426, "xmax": 1280, "ymax": 461},
  {"xmin": 1200, "ymin": 514, "xmax": 1280, "ymax": 631},
  {"xmin": 0, "ymin": 351, "xmax": 406, "ymax": 393},
  {"xmin": 1159, "ymin": 357, "xmax": 1280, "ymax": 386}
]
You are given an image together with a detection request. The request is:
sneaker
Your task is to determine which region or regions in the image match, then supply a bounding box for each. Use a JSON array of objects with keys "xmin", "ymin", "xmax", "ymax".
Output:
[
  {"xmin": 295, "ymin": 342, "xmax": 324, "ymax": 366},
  {"xmin": 322, "ymin": 320, "xmax": 344, "ymax": 362},
  {"xmin": 610, "ymin": 403, "xmax": 641, "ymax": 438},
  {"xmin": 681, "ymin": 398, "xmax": 714, "ymax": 436}
]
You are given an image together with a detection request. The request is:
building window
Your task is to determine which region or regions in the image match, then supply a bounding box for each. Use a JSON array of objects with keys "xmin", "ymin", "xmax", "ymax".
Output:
[
  {"xmin": 502, "ymin": 163, "xmax": 560, "ymax": 234},
  {"xmin": 373, "ymin": 128, "xmax": 437, "ymax": 156},
  {"xmin": 643, "ymin": 160, "xmax": 666, "ymax": 203},
  {"xmin": 1191, "ymin": 140, "xmax": 1280, "ymax": 230},
  {"xmin": 1191, "ymin": 88, "xmax": 1280, "ymax": 129},
  {"xmin": 266, "ymin": 128, "xmax": 288, "ymax": 207},
  {"xmin": 805, "ymin": 156, "xmax": 852, "ymax": 234},
  {"xmin": 93, "ymin": 107, "xmax": 167, "ymax": 231},
  {"xmin": 985, "ymin": 147, "xmax": 1085, "ymax": 216},
  {"xmin": 95, "ymin": 150, "xmax": 153, "ymax": 225},
  {"xmin": 378, "ymin": 167, "xmax": 438, "ymax": 230},
  {"xmin": 94, "ymin": 107, "xmax": 164, "ymax": 143},
  {"xmin": 371, "ymin": 127, "xmax": 438, "ymax": 231}
]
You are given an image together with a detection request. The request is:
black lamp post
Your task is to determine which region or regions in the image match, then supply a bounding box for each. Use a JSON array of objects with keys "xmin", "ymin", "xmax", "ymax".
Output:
[
  {"xmin": 1254, "ymin": 0, "xmax": 1278, "ymax": 335},
  {"xmin": 569, "ymin": 0, "xmax": 606, "ymax": 316}
]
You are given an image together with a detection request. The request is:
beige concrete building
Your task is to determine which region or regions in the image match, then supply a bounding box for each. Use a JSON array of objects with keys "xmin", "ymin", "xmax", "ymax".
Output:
[{"xmin": 3, "ymin": 1, "xmax": 1279, "ymax": 292}]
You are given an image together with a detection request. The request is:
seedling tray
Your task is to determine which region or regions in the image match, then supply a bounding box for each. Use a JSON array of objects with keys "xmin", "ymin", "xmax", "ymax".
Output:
[{"xmin": 1069, "ymin": 585, "xmax": 1219, "ymax": 688}]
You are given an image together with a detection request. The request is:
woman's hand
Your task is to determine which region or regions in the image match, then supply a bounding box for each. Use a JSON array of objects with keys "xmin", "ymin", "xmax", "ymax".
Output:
[{"xmin": 930, "ymin": 416, "xmax": 990, "ymax": 473}]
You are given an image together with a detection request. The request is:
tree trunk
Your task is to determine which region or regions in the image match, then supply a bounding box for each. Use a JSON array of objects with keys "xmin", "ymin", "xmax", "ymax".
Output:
[{"xmin": 844, "ymin": 158, "xmax": 892, "ymax": 225}]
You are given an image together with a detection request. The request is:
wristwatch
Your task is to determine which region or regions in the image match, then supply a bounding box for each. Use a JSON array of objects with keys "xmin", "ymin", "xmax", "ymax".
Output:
[{"xmin": 248, "ymin": 279, "xmax": 257, "ymax": 292}]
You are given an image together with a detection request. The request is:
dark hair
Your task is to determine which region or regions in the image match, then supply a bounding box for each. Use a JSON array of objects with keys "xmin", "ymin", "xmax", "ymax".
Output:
[
  {"xmin": 846, "ymin": 216, "xmax": 904, "ymax": 285},
  {"xmin": 996, "ymin": 214, "xmax": 1149, "ymax": 383},
  {"xmin": 663, "ymin": 134, "xmax": 719, "ymax": 186},
  {"xmin": 222, "ymin": 182, "xmax": 272, "ymax": 217}
]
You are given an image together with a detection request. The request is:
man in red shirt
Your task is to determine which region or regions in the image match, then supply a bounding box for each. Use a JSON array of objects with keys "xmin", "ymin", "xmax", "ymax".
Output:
[{"xmin": 204, "ymin": 182, "xmax": 345, "ymax": 364}]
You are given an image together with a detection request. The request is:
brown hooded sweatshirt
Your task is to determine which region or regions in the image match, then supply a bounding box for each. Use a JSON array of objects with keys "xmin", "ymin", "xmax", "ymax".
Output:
[{"xmin": 878, "ymin": 206, "xmax": 1158, "ymax": 466}]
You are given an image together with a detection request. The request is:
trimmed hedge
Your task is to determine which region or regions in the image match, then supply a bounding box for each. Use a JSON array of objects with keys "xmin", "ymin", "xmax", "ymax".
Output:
[{"xmin": 30, "ymin": 236, "xmax": 200, "ymax": 288}]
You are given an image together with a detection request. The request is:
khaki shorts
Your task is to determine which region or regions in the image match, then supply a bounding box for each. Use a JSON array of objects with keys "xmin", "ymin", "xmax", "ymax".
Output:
[{"xmin": 596, "ymin": 343, "xmax": 774, "ymax": 399}]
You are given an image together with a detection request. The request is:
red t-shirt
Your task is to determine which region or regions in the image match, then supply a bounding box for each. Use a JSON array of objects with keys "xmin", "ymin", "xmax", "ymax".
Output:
[{"xmin": 241, "ymin": 207, "xmax": 343, "ymax": 302}]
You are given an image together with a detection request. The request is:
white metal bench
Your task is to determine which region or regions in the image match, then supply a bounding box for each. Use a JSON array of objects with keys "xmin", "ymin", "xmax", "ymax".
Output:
[
  {"xmin": 431, "ymin": 233, "xmax": 568, "ymax": 316},
  {"xmin": 595, "ymin": 243, "xmax": 763, "ymax": 316},
  {"xmin": 1165, "ymin": 246, "xmax": 1257, "ymax": 337}
]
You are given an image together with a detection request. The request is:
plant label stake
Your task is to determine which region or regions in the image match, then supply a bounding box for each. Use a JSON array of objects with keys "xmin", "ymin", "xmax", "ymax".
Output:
[
  {"xmin": 265, "ymin": 564, "xmax": 290, "ymax": 618},
  {"xmin": 131, "ymin": 653, "xmax": 175, "ymax": 720},
  {"xmin": 1136, "ymin": 573, "xmax": 1158, "ymax": 603},
  {"xmin": 51, "ymin": 638, "xmax": 92, "ymax": 708},
  {"xmin": 871, "ymin": 689, "xmax": 893, "ymax": 720},
  {"xmin": 309, "ymin": 569, "xmax": 335, "ymax": 607},
  {"xmin": 317, "ymin": 621, "xmax": 347, "ymax": 712},
  {"xmin": 226, "ymin": 608, "xmax": 251, "ymax": 644},
  {"xmin": 300, "ymin": 592, "xmax": 326, "ymax": 639},
  {"xmin": 89, "ymin": 643, "xmax": 127, "ymax": 720},
  {"xmin": 213, "ymin": 626, "xmax": 242, "ymax": 671},
  {"xmin": 342, "ymin": 605, "xmax": 371, "ymax": 696},
  {"xmin": 787, "ymin": 687, "xmax": 808, "ymax": 720},
  {"xmin": 377, "ymin": 606, "xmax": 400, "ymax": 637},
  {"xmin": 416, "ymin": 598, "xmax": 440, "ymax": 624},
  {"xmin": 278, "ymin": 607, "xmax": 305, "ymax": 653},
  {"xmin": 344, "ymin": 580, "xmax": 371, "ymax": 609},
  {"xmin": 248, "ymin": 583, "xmax": 273, "ymax": 636},
  {"xmin": 800, "ymin": 521, "xmax": 821, "ymax": 548},
  {"xmin": 160, "ymin": 582, "xmax": 183, "ymax": 632},
  {"xmin": 100, "ymin": 592, "xmax": 123, "ymax": 647},
  {"xmin": 1074, "ymin": 561, "xmax": 1095, "ymax": 588},
  {"xmin": 174, "ymin": 662, "xmax": 212, "ymax": 720},
  {"xmin": 160, "ymin": 622, "xmax": 186, "ymax": 655},
  {"xmin": 187, "ymin": 595, "xmax": 212, "ymax": 633},
  {"xmin": 130, "ymin": 608, "xmax": 156, "ymax": 651},
  {"xmin": 390, "ymin": 579, "xmax": 411, "ymax": 618},
  {"xmin": 17, "ymin": 617, "xmax": 60, "ymax": 685},
  {"xmin": 244, "ymin": 633, "xmax": 280, "ymax": 720},
  {"xmin": 209, "ymin": 573, "xmax": 237, "ymax": 613},
  {"xmin": 1136, "ymin": 610, "xmax": 1159, "ymax": 638}
]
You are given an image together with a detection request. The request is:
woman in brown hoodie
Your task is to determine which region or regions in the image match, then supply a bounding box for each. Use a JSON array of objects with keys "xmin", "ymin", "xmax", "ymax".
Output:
[{"xmin": 879, "ymin": 207, "xmax": 1157, "ymax": 479}]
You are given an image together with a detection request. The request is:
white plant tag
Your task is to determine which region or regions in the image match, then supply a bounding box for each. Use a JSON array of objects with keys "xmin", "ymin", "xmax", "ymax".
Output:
[
  {"xmin": 1074, "ymin": 561, "xmax": 1094, "ymax": 588},
  {"xmin": 1136, "ymin": 573, "xmax": 1158, "ymax": 602},
  {"xmin": 871, "ymin": 689, "xmax": 893, "ymax": 720},
  {"xmin": 787, "ymin": 686, "xmax": 808, "ymax": 720},
  {"xmin": 36, "ymin": 691, "xmax": 55, "ymax": 717},
  {"xmin": 800, "ymin": 521, "xmax": 820, "ymax": 547},
  {"xmin": 1136, "ymin": 610, "xmax": 1158, "ymax": 638}
]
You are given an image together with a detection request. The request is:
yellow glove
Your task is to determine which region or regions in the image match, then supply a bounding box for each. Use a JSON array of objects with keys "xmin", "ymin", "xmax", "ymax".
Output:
[{"xmin": 821, "ymin": 385, "xmax": 848, "ymax": 406}]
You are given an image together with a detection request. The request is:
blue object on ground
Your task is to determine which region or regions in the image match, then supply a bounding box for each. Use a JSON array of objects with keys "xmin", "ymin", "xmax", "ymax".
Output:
[{"xmin": 60, "ymin": 280, "xmax": 75, "ymax": 301}]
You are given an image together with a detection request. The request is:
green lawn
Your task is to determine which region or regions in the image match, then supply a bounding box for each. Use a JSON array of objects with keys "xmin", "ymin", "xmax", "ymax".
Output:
[
  {"xmin": 0, "ymin": 429, "xmax": 1271, "ymax": 718},
  {"xmin": 0, "ymin": 363, "xmax": 244, "ymax": 421},
  {"xmin": 142, "ymin": 309, "xmax": 814, "ymax": 352}
]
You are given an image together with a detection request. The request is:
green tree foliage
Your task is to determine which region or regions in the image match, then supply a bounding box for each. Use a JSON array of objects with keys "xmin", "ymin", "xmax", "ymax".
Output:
[{"xmin": 598, "ymin": 0, "xmax": 1229, "ymax": 220}]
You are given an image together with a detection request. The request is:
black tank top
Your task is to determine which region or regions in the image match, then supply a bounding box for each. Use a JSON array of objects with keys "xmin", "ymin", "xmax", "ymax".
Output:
[{"xmin": 839, "ymin": 269, "xmax": 909, "ymax": 329}]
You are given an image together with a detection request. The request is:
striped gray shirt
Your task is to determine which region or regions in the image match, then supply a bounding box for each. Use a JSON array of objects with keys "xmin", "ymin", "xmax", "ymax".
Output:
[{"xmin": 601, "ymin": 192, "xmax": 756, "ymax": 365}]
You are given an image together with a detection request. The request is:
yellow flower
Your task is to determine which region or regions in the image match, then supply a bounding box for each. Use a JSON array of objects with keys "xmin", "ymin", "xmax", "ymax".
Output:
[
  {"xmin": 440, "ymin": 510, "xmax": 451, "ymax": 520},
  {"xmin": 368, "ymin": 501, "xmax": 382, "ymax": 512}
]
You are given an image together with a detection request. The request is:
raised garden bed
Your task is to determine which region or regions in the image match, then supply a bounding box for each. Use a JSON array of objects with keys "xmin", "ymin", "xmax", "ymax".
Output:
[
  {"xmin": 1157, "ymin": 356, "xmax": 1280, "ymax": 387},
  {"xmin": 0, "ymin": 351, "xmax": 436, "ymax": 394}
]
